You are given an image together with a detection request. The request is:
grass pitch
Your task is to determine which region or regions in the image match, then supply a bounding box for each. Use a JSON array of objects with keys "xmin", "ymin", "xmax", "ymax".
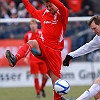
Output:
[{"xmin": 0, "ymin": 86, "xmax": 94, "ymax": 100}]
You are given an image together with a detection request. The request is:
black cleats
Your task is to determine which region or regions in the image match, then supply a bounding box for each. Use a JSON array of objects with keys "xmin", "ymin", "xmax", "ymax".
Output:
[
  {"xmin": 41, "ymin": 89, "xmax": 46, "ymax": 97},
  {"xmin": 5, "ymin": 50, "xmax": 16, "ymax": 67},
  {"xmin": 62, "ymin": 96, "xmax": 67, "ymax": 100},
  {"xmin": 36, "ymin": 94, "xmax": 41, "ymax": 98}
]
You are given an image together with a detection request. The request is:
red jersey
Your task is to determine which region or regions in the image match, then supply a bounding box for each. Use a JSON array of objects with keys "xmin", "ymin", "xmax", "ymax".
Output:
[
  {"xmin": 24, "ymin": 29, "xmax": 43, "ymax": 62},
  {"xmin": 24, "ymin": 30, "xmax": 42, "ymax": 43},
  {"xmin": 22, "ymin": 0, "xmax": 69, "ymax": 51}
]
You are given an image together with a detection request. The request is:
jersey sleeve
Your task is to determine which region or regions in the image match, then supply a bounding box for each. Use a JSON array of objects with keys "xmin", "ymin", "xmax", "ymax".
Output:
[
  {"xmin": 50, "ymin": 0, "xmax": 69, "ymax": 25},
  {"xmin": 69, "ymin": 35, "xmax": 100, "ymax": 58},
  {"xmin": 22, "ymin": 0, "xmax": 44, "ymax": 21}
]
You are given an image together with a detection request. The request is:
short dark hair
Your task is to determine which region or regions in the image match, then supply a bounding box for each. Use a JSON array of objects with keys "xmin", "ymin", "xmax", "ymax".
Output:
[
  {"xmin": 88, "ymin": 15, "xmax": 100, "ymax": 26},
  {"xmin": 42, "ymin": 0, "xmax": 50, "ymax": 3}
]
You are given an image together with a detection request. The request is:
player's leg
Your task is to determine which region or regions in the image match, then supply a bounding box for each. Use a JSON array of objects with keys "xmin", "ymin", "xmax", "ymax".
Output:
[
  {"xmin": 5, "ymin": 40, "xmax": 40, "ymax": 67},
  {"xmin": 46, "ymin": 49, "xmax": 67, "ymax": 100},
  {"xmin": 39, "ymin": 62, "xmax": 48, "ymax": 97},
  {"xmin": 76, "ymin": 76, "xmax": 100, "ymax": 100},
  {"xmin": 39, "ymin": 63, "xmax": 48, "ymax": 94},
  {"xmin": 30, "ymin": 61, "xmax": 41, "ymax": 98},
  {"xmin": 34, "ymin": 74, "xmax": 41, "ymax": 98},
  {"xmin": 40, "ymin": 74, "xmax": 48, "ymax": 97},
  {"xmin": 94, "ymin": 76, "xmax": 100, "ymax": 100},
  {"xmin": 49, "ymin": 70, "xmax": 67, "ymax": 100}
]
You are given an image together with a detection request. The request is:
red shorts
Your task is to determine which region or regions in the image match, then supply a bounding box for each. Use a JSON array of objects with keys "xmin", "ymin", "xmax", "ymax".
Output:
[
  {"xmin": 36, "ymin": 39, "xmax": 62, "ymax": 78},
  {"xmin": 29, "ymin": 58, "xmax": 47, "ymax": 74}
]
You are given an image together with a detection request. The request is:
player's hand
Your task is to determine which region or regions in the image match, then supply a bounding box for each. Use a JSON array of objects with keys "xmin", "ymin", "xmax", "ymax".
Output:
[{"xmin": 63, "ymin": 55, "xmax": 73, "ymax": 66}]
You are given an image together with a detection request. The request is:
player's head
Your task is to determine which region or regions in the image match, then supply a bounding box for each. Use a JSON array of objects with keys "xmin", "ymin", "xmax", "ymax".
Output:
[
  {"xmin": 42, "ymin": 0, "xmax": 58, "ymax": 14},
  {"xmin": 88, "ymin": 15, "xmax": 100, "ymax": 36},
  {"xmin": 29, "ymin": 19, "xmax": 38, "ymax": 32}
]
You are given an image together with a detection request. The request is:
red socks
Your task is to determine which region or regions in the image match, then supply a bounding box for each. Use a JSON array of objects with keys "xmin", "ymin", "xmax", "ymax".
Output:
[
  {"xmin": 34, "ymin": 77, "xmax": 48, "ymax": 95},
  {"xmin": 40, "ymin": 77, "xmax": 48, "ymax": 90},
  {"xmin": 34, "ymin": 78, "xmax": 40, "ymax": 94},
  {"xmin": 54, "ymin": 90, "xmax": 62, "ymax": 100},
  {"xmin": 15, "ymin": 43, "xmax": 32, "ymax": 61}
]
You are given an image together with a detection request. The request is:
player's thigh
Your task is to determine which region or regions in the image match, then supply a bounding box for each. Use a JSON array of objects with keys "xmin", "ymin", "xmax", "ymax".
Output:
[
  {"xmin": 30, "ymin": 61, "xmax": 39, "ymax": 74},
  {"xmin": 38, "ymin": 62, "xmax": 47, "ymax": 74},
  {"xmin": 49, "ymin": 70, "xmax": 60, "ymax": 86}
]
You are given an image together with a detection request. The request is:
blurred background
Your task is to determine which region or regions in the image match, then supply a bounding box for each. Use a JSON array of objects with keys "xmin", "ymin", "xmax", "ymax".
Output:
[
  {"xmin": 1, "ymin": 0, "xmax": 100, "ymax": 61},
  {"xmin": 0, "ymin": 0, "xmax": 100, "ymax": 100}
]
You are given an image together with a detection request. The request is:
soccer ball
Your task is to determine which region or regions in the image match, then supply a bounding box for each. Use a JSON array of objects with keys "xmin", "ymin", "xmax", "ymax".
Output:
[{"xmin": 54, "ymin": 79, "xmax": 70, "ymax": 95}]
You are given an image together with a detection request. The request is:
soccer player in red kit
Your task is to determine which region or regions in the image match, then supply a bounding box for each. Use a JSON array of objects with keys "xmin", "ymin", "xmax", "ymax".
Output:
[
  {"xmin": 5, "ymin": 0, "xmax": 69, "ymax": 100},
  {"xmin": 24, "ymin": 19, "xmax": 48, "ymax": 98}
]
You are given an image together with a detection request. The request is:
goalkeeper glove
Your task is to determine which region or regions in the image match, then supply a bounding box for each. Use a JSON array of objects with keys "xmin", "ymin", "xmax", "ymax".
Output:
[{"xmin": 63, "ymin": 55, "xmax": 73, "ymax": 66}]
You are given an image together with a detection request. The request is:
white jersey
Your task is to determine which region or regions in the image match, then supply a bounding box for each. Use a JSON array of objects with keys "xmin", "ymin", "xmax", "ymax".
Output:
[{"xmin": 69, "ymin": 35, "xmax": 100, "ymax": 58}]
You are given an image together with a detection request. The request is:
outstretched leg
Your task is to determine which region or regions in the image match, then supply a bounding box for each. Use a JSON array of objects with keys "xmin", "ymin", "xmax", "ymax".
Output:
[
  {"xmin": 94, "ymin": 77, "xmax": 100, "ymax": 100},
  {"xmin": 49, "ymin": 70, "xmax": 67, "ymax": 100},
  {"xmin": 76, "ymin": 76, "xmax": 100, "ymax": 100},
  {"xmin": 5, "ymin": 40, "xmax": 41, "ymax": 67}
]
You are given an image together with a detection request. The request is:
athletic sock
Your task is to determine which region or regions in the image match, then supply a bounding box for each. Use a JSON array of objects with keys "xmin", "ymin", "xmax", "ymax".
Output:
[
  {"xmin": 40, "ymin": 77, "xmax": 48, "ymax": 90},
  {"xmin": 54, "ymin": 90, "xmax": 62, "ymax": 100},
  {"xmin": 77, "ymin": 84, "xmax": 100, "ymax": 100},
  {"xmin": 34, "ymin": 78, "xmax": 40, "ymax": 95},
  {"xmin": 15, "ymin": 43, "xmax": 32, "ymax": 61}
]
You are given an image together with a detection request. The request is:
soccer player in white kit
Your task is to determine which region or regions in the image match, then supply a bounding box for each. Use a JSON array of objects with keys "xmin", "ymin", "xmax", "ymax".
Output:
[{"xmin": 63, "ymin": 15, "xmax": 100, "ymax": 100}]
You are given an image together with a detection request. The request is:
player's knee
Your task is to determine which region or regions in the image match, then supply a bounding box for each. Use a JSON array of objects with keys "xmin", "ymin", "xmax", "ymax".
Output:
[
  {"xmin": 43, "ymin": 74, "xmax": 48, "ymax": 79},
  {"xmin": 27, "ymin": 40, "xmax": 38, "ymax": 48},
  {"xmin": 34, "ymin": 74, "xmax": 38, "ymax": 78}
]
